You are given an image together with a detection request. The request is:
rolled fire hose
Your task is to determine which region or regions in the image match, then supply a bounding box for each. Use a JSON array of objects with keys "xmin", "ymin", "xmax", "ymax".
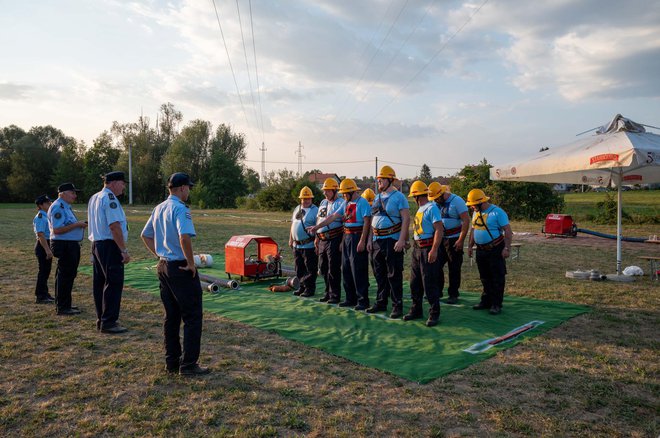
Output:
[
  {"xmin": 200, "ymin": 281, "xmax": 220, "ymax": 293},
  {"xmin": 193, "ymin": 254, "xmax": 214, "ymax": 268},
  {"xmin": 199, "ymin": 273, "xmax": 240, "ymax": 290}
]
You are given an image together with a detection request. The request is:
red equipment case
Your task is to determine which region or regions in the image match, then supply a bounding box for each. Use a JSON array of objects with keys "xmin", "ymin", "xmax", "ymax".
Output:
[
  {"xmin": 225, "ymin": 235, "xmax": 282, "ymax": 280},
  {"xmin": 542, "ymin": 214, "xmax": 577, "ymax": 237}
]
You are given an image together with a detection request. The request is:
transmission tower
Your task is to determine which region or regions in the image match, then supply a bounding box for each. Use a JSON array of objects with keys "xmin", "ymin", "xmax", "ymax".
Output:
[
  {"xmin": 296, "ymin": 141, "xmax": 305, "ymax": 176},
  {"xmin": 259, "ymin": 142, "xmax": 267, "ymax": 183}
]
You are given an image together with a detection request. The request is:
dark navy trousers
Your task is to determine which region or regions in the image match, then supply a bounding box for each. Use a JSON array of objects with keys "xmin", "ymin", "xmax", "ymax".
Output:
[{"xmin": 92, "ymin": 240, "xmax": 125, "ymax": 330}]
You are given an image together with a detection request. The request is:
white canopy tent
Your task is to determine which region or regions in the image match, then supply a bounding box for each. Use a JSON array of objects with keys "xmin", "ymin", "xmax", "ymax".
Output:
[{"xmin": 490, "ymin": 114, "xmax": 660, "ymax": 275}]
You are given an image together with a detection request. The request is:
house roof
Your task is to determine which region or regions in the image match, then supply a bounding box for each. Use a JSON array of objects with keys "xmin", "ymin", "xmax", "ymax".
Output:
[{"xmin": 308, "ymin": 173, "xmax": 340, "ymax": 184}]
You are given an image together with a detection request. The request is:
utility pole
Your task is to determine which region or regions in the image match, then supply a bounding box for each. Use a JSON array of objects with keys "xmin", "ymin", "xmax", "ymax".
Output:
[
  {"xmin": 259, "ymin": 142, "xmax": 267, "ymax": 183},
  {"xmin": 296, "ymin": 141, "xmax": 304, "ymax": 177},
  {"xmin": 128, "ymin": 142, "xmax": 133, "ymax": 205}
]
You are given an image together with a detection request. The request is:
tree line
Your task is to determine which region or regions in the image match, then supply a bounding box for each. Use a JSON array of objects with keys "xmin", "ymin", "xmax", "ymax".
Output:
[{"xmin": 0, "ymin": 103, "xmax": 260, "ymax": 207}]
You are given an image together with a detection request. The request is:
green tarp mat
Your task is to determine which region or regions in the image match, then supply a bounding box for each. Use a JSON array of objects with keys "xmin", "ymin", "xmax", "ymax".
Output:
[{"xmin": 80, "ymin": 255, "xmax": 589, "ymax": 383}]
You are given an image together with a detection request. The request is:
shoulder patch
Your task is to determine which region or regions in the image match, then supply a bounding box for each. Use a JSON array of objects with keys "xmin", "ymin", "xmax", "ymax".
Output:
[
  {"xmin": 38, "ymin": 213, "xmax": 43, "ymax": 218},
  {"xmin": 109, "ymin": 202, "xmax": 117, "ymax": 209},
  {"xmin": 54, "ymin": 212, "xmax": 62, "ymax": 219},
  {"xmin": 108, "ymin": 193, "xmax": 116, "ymax": 200}
]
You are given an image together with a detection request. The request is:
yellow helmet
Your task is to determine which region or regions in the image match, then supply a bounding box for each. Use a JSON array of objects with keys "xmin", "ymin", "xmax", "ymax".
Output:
[
  {"xmin": 428, "ymin": 182, "xmax": 447, "ymax": 201},
  {"xmin": 298, "ymin": 186, "xmax": 314, "ymax": 199},
  {"xmin": 338, "ymin": 178, "xmax": 359, "ymax": 194},
  {"xmin": 408, "ymin": 180, "xmax": 430, "ymax": 198},
  {"xmin": 377, "ymin": 165, "xmax": 397, "ymax": 180},
  {"xmin": 321, "ymin": 178, "xmax": 339, "ymax": 190},
  {"xmin": 361, "ymin": 188, "xmax": 375, "ymax": 205},
  {"xmin": 465, "ymin": 188, "xmax": 490, "ymax": 206}
]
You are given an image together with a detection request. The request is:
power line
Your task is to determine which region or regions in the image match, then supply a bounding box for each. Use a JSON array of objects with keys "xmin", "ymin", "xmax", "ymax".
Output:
[
  {"xmin": 235, "ymin": 0, "xmax": 261, "ymax": 137},
  {"xmin": 334, "ymin": 0, "xmax": 411, "ymax": 124},
  {"xmin": 249, "ymin": 0, "xmax": 265, "ymax": 144},
  {"xmin": 210, "ymin": 0, "xmax": 256, "ymax": 145},
  {"xmin": 340, "ymin": 0, "xmax": 491, "ymax": 148}
]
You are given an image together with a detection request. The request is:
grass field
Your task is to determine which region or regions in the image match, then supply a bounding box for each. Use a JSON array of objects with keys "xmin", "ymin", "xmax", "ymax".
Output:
[
  {"xmin": 562, "ymin": 190, "xmax": 660, "ymax": 223},
  {"xmin": 0, "ymin": 201, "xmax": 658, "ymax": 436}
]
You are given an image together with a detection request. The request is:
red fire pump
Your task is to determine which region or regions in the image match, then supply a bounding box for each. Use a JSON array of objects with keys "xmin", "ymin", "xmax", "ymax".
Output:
[
  {"xmin": 542, "ymin": 214, "xmax": 577, "ymax": 237},
  {"xmin": 225, "ymin": 235, "xmax": 282, "ymax": 281}
]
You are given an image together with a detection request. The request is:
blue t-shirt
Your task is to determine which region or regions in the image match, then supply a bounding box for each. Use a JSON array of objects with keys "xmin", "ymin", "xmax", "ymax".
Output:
[
  {"xmin": 33, "ymin": 210, "xmax": 50, "ymax": 240},
  {"xmin": 88, "ymin": 187, "xmax": 128, "ymax": 242},
  {"xmin": 338, "ymin": 197, "xmax": 371, "ymax": 229},
  {"xmin": 291, "ymin": 204, "xmax": 318, "ymax": 249},
  {"xmin": 48, "ymin": 198, "xmax": 84, "ymax": 241},
  {"xmin": 371, "ymin": 190, "xmax": 409, "ymax": 240},
  {"xmin": 471, "ymin": 205, "xmax": 509, "ymax": 245},
  {"xmin": 413, "ymin": 202, "xmax": 442, "ymax": 240},
  {"xmin": 437, "ymin": 194, "xmax": 468, "ymax": 238},
  {"xmin": 141, "ymin": 195, "xmax": 196, "ymax": 261},
  {"xmin": 316, "ymin": 198, "xmax": 345, "ymax": 234}
]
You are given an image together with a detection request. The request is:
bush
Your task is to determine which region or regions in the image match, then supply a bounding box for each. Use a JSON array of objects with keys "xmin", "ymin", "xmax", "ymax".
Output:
[
  {"xmin": 593, "ymin": 193, "xmax": 631, "ymax": 224},
  {"xmin": 236, "ymin": 196, "xmax": 260, "ymax": 210}
]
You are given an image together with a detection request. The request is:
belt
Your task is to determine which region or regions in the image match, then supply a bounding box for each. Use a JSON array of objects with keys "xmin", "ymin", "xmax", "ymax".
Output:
[
  {"xmin": 414, "ymin": 238, "xmax": 434, "ymax": 248},
  {"xmin": 373, "ymin": 222, "xmax": 402, "ymax": 236},
  {"xmin": 294, "ymin": 237, "xmax": 315, "ymax": 246},
  {"xmin": 317, "ymin": 227, "xmax": 343, "ymax": 241},
  {"xmin": 444, "ymin": 226, "xmax": 462, "ymax": 236},
  {"xmin": 476, "ymin": 235, "xmax": 504, "ymax": 251},
  {"xmin": 344, "ymin": 226, "xmax": 363, "ymax": 235}
]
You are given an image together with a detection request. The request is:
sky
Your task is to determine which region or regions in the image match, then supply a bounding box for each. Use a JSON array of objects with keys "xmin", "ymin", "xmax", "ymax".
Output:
[{"xmin": 1, "ymin": 0, "xmax": 659, "ymax": 179}]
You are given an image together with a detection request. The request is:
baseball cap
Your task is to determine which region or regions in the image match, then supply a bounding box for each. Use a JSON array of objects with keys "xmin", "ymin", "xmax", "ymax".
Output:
[{"xmin": 167, "ymin": 172, "xmax": 195, "ymax": 188}]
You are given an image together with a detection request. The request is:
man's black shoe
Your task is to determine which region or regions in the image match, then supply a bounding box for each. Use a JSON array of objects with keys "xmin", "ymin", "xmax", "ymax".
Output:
[
  {"xmin": 300, "ymin": 291, "xmax": 315, "ymax": 297},
  {"xmin": 338, "ymin": 301, "xmax": 357, "ymax": 307},
  {"xmin": 319, "ymin": 296, "xmax": 330, "ymax": 302},
  {"xmin": 403, "ymin": 312, "xmax": 423, "ymax": 321},
  {"xmin": 426, "ymin": 317, "xmax": 439, "ymax": 327},
  {"xmin": 473, "ymin": 303, "xmax": 489, "ymax": 310},
  {"xmin": 101, "ymin": 325, "xmax": 128, "ymax": 334},
  {"xmin": 180, "ymin": 365, "xmax": 211, "ymax": 376},
  {"xmin": 57, "ymin": 308, "xmax": 81, "ymax": 315},
  {"xmin": 292, "ymin": 289, "xmax": 303, "ymax": 296},
  {"xmin": 489, "ymin": 305, "xmax": 502, "ymax": 315},
  {"xmin": 366, "ymin": 305, "xmax": 387, "ymax": 314},
  {"xmin": 389, "ymin": 309, "xmax": 403, "ymax": 319},
  {"xmin": 36, "ymin": 297, "xmax": 55, "ymax": 304},
  {"xmin": 327, "ymin": 299, "xmax": 340, "ymax": 304},
  {"xmin": 446, "ymin": 296, "xmax": 459, "ymax": 305},
  {"xmin": 353, "ymin": 304, "xmax": 368, "ymax": 311}
]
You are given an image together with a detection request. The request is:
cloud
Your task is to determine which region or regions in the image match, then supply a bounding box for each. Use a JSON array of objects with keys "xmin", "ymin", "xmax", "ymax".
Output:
[
  {"xmin": 0, "ymin": 82, "xmax": 34, "ymax": 100},
  {"xmin": 466, "ymin": 0, "xmax": 660, "ymax": 100}
]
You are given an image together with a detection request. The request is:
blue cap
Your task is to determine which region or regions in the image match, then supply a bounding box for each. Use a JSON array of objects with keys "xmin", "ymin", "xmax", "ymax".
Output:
[
  {"xmin": 168, "ymin": 173, "xmax": 195, "ymax": 188},
  {"xmin": 58, "ymin": 182, "xmax": 81, "ymax": 193},
  {"xmin": 103, "ymin": 171, "xmax": 126, "ymax": 182},
  {"xmin": 35, "ymin": 194, "xmax": 52, "ymax": 205}
]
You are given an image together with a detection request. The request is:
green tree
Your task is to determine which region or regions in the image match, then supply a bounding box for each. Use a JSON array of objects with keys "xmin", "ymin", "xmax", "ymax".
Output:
[
  {"xmin": 50, "ymin": 140, "xmax": 85, "ymax": 193},
  {"xmin": 243, "ymin": 167, "xmax": 262, "ymax": 194},
  {"xmin": 82, "ymin": 132, "xmax": 121, "ymax": 200},
  {"xmin": 157, "ymin": 102, "xmax": 183, "ymax": 148},
  {"xmin": 257, "ymin": 170, "xmax": 298, "ymax": 211},
  {"xmin": 7, "ymin": 134, "xmax": 59, "ymax": 200},
  {"xmin": 0, "ymin": 125, "xmax": 27, "ymax": 201},
  {"xmin": 417, "ymin": 163, "xmax": 433, "ymax": 184},
  {"xmin": 450, "ymin": 159, "xmax": 563, "ymax": 221},
  {"xmin": 112, "ymin": 116, "xmax": 164, "ymax": 204}
]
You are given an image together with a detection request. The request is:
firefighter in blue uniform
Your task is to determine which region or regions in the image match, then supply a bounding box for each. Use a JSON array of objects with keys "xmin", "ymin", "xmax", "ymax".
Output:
[
  {"xmin": 429, "ymin": 182, "xmax": 470, "ymax": 304},
  {"xmin": 48, "ymin": 183, "xmax": 87, "ymax": 315},
  {"xmin": 141, "ymin": 173, "xmax": 210, "ymax": 376},
  {"xmin": 466, "ymin": 189, "xmax": 513, "ymax": 315},
  {"xmin": 310, "ymin": 178, "xmax": 345, "ymax": 303},
  {"xmin": 289, "ymin": 186, "xmax": 319, "ymax": 297},
  {"xmin": 88, "ymin": 171, "xmax": 130, "ymax": 334},
  {"xmin": 367, "ymin": 166, "xmax": 410, "ymax": 319},
  {"xmin": 405, "ymin": 181, "xmax": 444, "ymax": 326},
  {"xmin": 33, "ymin": 194, "xmax": 55, "ymax": 304}
]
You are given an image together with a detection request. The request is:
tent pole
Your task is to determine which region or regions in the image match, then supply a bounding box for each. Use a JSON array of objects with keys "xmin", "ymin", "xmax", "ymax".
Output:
[{"xmin": 616, "ymin": 170, "xmax": 623, "ymax": 275}]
